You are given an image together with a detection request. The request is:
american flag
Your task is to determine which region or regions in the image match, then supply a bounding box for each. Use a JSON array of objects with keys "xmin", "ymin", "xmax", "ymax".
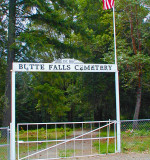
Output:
[{"xmin": 102, "ymin": 0, "xmax": 114, "ymax": 10}]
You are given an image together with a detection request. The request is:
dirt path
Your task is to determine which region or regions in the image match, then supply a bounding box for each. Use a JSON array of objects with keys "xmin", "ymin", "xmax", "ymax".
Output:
[{"xmin": 65, "ymin": 152, "xmax": 150, "ymax": 160}]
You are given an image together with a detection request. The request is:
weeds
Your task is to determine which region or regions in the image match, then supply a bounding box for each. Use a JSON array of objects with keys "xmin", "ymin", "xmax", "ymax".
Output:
[
  {"xmin": 121, "ymin": 129, "xmax": 150, "ymax": 153},
  {"xmin": 59, "ymin": 149, "xmax": 74, "ymax": 157}
]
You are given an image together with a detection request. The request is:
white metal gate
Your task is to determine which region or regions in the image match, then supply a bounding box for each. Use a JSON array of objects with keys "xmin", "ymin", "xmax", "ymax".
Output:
[{"xmin": 17, "ymin": 120, "xmax": 116, "ymax": 160}]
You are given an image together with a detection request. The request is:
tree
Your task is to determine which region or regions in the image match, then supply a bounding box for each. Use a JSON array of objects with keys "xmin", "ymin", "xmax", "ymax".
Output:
[
  {"xmin": 2, "ymin": 0, "xmax": 149, "ymax": 124},
  {"xmin": 15, "ymin": 0, "xmax": 95, "ymax": 123},
  {"xmin": 0, "ymin": 0, "xmax": 8, "ymax": 126},
  {"xmin": 116, "ymin": 0, "xmax": 150, "ymax": 120},
  {"xmin": 15, "ymin": 0, "xmax": 118, "ymax": 122},
  {"xmin": 2, "ymin": 0, "xmax": 16, "ymax": 127}
]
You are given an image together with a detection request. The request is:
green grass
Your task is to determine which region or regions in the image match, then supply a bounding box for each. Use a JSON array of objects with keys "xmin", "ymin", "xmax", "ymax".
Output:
[
  {"xmin": 59, "ymin": 149, "xmax": 74, "ymax": 157},
  {"xmin": 0, "ymin": 147, "xmax": 9, "ymax": 160},
  {"xmin": 122, "ymin": 129, "xmax": 150, "ymax": 137},
  {"xmin": 93, "ymin": 129, "xmax": 150, "ymax": 154},
  {"xmin": 17, "ymin": 127, "xmax": 73, "ymax": 158},
  {"xmin": 121, "ymin": 129, "xmax": 150, "ymax": 153},
  {"xmin": 93, "ymin": 140, "xmax": 115, "ymax": 154},
  {"xmin": 122, "ymin": 138, "xmax": 150, "ymax": 153},
  {"xmin": 0, "ymin": 136, "xmax": 9, "ymax": 160},
  {"xmin": 98, "ymin": 130, "xmax": 115, "ymax": 137},
  {"xmin": 93, "ymin": 128, "xmax": 116, "ymax": 154},
  {"xmin": 18, "ymin": 127, "xmax": 73, "ymax": 141}
]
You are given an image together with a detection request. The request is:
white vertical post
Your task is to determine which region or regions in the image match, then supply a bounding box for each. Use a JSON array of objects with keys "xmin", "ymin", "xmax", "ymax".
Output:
[
  {"xmin": 46, "ymin": 124, "xmax": 48, "ymax": 158},
  {"xmin": 17, "ymin": 124, "xmax": 19, "ymax": 160},
  {"xmin": 113, "ymin": 3, "xmax": 121, "ymax": 153},
  {"xmin": 99, "ymin": 122, "xmax": 100, "ymax": 154},
  {"xmin": 115, "ymin": 71, "xmax": 121, "ymax": 152},
  {"xmin": 82, "ymin": 123, "xmax": 83, "ymax": 156},
  {"xmin": 7, "ymin": 126, "xmax": 10, "ymax": 160},
  {"xmin": 73, "ymin": 123, "xmax": 75, "ymax": 157},
  {"xmin": 55, "ymin": 124, "xmax": 57, "ymax": 158},
  {"xmin": 114, "ymin": 122, "xmax": 117, "ymax": 153},
  {"xmin": 90, "ymin": 123, "xmax": 92, "ymax": 154},
  {"xmin": 113, "ymin": 5, "xmax": 117, "ymax": 65},
  {"xmin": 64, "ymin": 124, "xmax": 66, "ymax": 158},
  {"xmin": 10, "ymin": 70, "xmax": 16, "ymax": 160}
]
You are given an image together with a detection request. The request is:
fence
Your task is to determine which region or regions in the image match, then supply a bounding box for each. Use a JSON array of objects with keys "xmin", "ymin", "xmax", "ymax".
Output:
[
  {"xmin": 0, "ymin": 119, "xmax": 149, "ymax": 160},
  {"xmin": 121, "ymin": 119, "xmax": 150, "ymax": 153},
  {"xmin": 0, "ymin": 127, "xmax": 10, "ymax": 160},
  {"xmin": 17, "ymin": 120, "xmax": 116, "ymax": 160}
]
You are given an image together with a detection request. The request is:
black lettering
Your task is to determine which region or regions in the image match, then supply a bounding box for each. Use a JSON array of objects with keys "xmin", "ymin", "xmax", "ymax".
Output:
[
  {"xmin": 95, "ymin": 65, "xmax": 99, "ymax": 70},
  {"xmin": 63, "ymin": 65, "xmax": 68, "ymax": 70},
  {"xmin": 29, "ymin": 64, "xmax": 34, "ymax": 69},
  {"xmin": 80, "ymin": 65, "xmax": 83, "ymax": 71},
  {"xmin": 41, "ymin": 64, "xmax": 44, "ymax": 70},
  {"xmin": 34, "ymin": 64, "xmax": 39, "ymax": 69},
  {"xmin": 67, "ymin": 65, "xmax": 71, "ymax": 70},
  {"xmin": 104, "ymin": 65, "xmax": 108, "ymax": 70},
  {"xmin": 19, "ymin": 64, "xmax": 23, "ymax": 69},
  {"xmin": 100, "ymin": 65, "xmax": 104, "ymax": 70},
  {"xmin": 58, "ymin": 65, "xmax": 62, "ymax": 70},
  {"xmin": 91, "ymin": 65, "xmax": 95, "ymax": 70},
  {"xmin": 54, "ymin": 65, "xmax": 58, "ymax": 70},
  {"xmin": 75, "ymin": 65, "xmax": 79, "ymax": 70},
  {"xmin": 108, "ymin": 65, "xmax": 112, "ymax": 70},
  {"xmin": 49, "ymin": 65, "xmax": 53, "ymax": 70},
  {"xmin": 84, "ymin": 65, "xmax": 90, "ymax": 70},
  {"xmin": 24, "ymin": 64, "xmax": 28, "ymax": 70}
]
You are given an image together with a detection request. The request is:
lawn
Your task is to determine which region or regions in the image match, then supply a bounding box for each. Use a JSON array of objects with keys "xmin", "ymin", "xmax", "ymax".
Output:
[{"xmin": 121, "ymin": 129, "xmax": 150, "ymax": 153}]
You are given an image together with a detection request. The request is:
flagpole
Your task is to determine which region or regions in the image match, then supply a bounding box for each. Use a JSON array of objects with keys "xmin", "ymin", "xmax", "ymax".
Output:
[
  {"xmin": 113, "ymin": 2, "xmax": 121, "ymax": 153},
  {"xmin": 113, "ymin": 3, "xmax": 121, "ymax": 153},
  {"xmin": 113, "ymin": 5, "xmax": 117, "ymax": 65}
]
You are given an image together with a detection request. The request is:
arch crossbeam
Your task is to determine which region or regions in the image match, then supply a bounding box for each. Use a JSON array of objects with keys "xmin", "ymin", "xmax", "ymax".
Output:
[{"xmin": 13, "ymin": 62, "xmax": 117, "ymax": 72}]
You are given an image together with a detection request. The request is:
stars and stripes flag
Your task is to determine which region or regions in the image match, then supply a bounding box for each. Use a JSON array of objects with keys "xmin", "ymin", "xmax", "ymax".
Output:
[{"xmin": 102, "ymin": 0, "xmax": 114, "ymax": 10}]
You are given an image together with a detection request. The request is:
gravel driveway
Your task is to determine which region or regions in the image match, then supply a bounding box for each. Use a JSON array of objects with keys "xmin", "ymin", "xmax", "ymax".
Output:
[{"xmin": 65, "ymin": 152, "xmax": 150, "ymax": 160}]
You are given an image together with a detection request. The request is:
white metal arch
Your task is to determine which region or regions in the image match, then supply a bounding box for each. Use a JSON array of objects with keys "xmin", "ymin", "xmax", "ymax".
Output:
[{"xmin": 10, "ymin": 60, "xmax": 121, "ymax": 160}]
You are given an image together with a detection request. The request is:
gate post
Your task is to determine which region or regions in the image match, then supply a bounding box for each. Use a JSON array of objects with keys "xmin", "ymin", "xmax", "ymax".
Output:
[
  {"xmin": 115, "ymin": 71, "xmax": 121, "ymax": 152},
  {"xmin": 10, "ymin": 70, "xmax": 16, "ymax": 160},
  {"xmin": 7, "ymin": 126, "xmax": 10, "ymax": 160}
]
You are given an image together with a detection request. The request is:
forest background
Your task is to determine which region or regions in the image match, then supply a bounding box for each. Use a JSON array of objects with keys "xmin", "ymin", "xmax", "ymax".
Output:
[{"xmin": 0, "ymin": 0, "xmax": 150, "ymax": 127}]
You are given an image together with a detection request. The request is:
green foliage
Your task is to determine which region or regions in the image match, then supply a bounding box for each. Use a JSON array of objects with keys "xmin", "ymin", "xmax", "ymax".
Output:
[
  {"xmin": 122, "ymin": 129, "xmax": 150, "ymax": 153},
  {"xmin": 122, "ymin": 137, "xmax": 150, "ymax": 153},
  {"xmin": 34, "ymin": 83, "xmax": 69, "ymax": 121},
  {"xmin": 59, "ymin": 149, "xmax": 74, "ymax": 157},
  {"xmin": 16, "ymin": 72, "xmax": 39, "ymax": 123},
  {"xmin": 93, "ymin": 140, "xmax": 115, "ymax": 154},
  {"xmin": 19, "ymin": 127, "xmax": 73, "ymax": 141},
  {"xmin": 15, "ymin": 0, "xmax": 150, "ymax": 123},
  {"xmin": 122, "ymin": 129, "xmax": 150, "ymax": 138},
  {"xmin": 0, "ymin": 0, "xmax": 8, "ymax": 126}
]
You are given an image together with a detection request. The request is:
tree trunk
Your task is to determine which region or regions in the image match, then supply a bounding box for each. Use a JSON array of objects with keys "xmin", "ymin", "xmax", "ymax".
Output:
[
  {"xmin": 133, "ymin": 86, "xmax": 142, "ymax": 120},
  {"xmin": 129, "ymin": 7, "xmax": 142, "ymax": 127},
  {"xmin": 2, "ymin": 0, "xmax": 16, "ymax": 127},
  {"xmin": 133, "ymin": 72, "xmax": 142, "ymax": 129}
]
